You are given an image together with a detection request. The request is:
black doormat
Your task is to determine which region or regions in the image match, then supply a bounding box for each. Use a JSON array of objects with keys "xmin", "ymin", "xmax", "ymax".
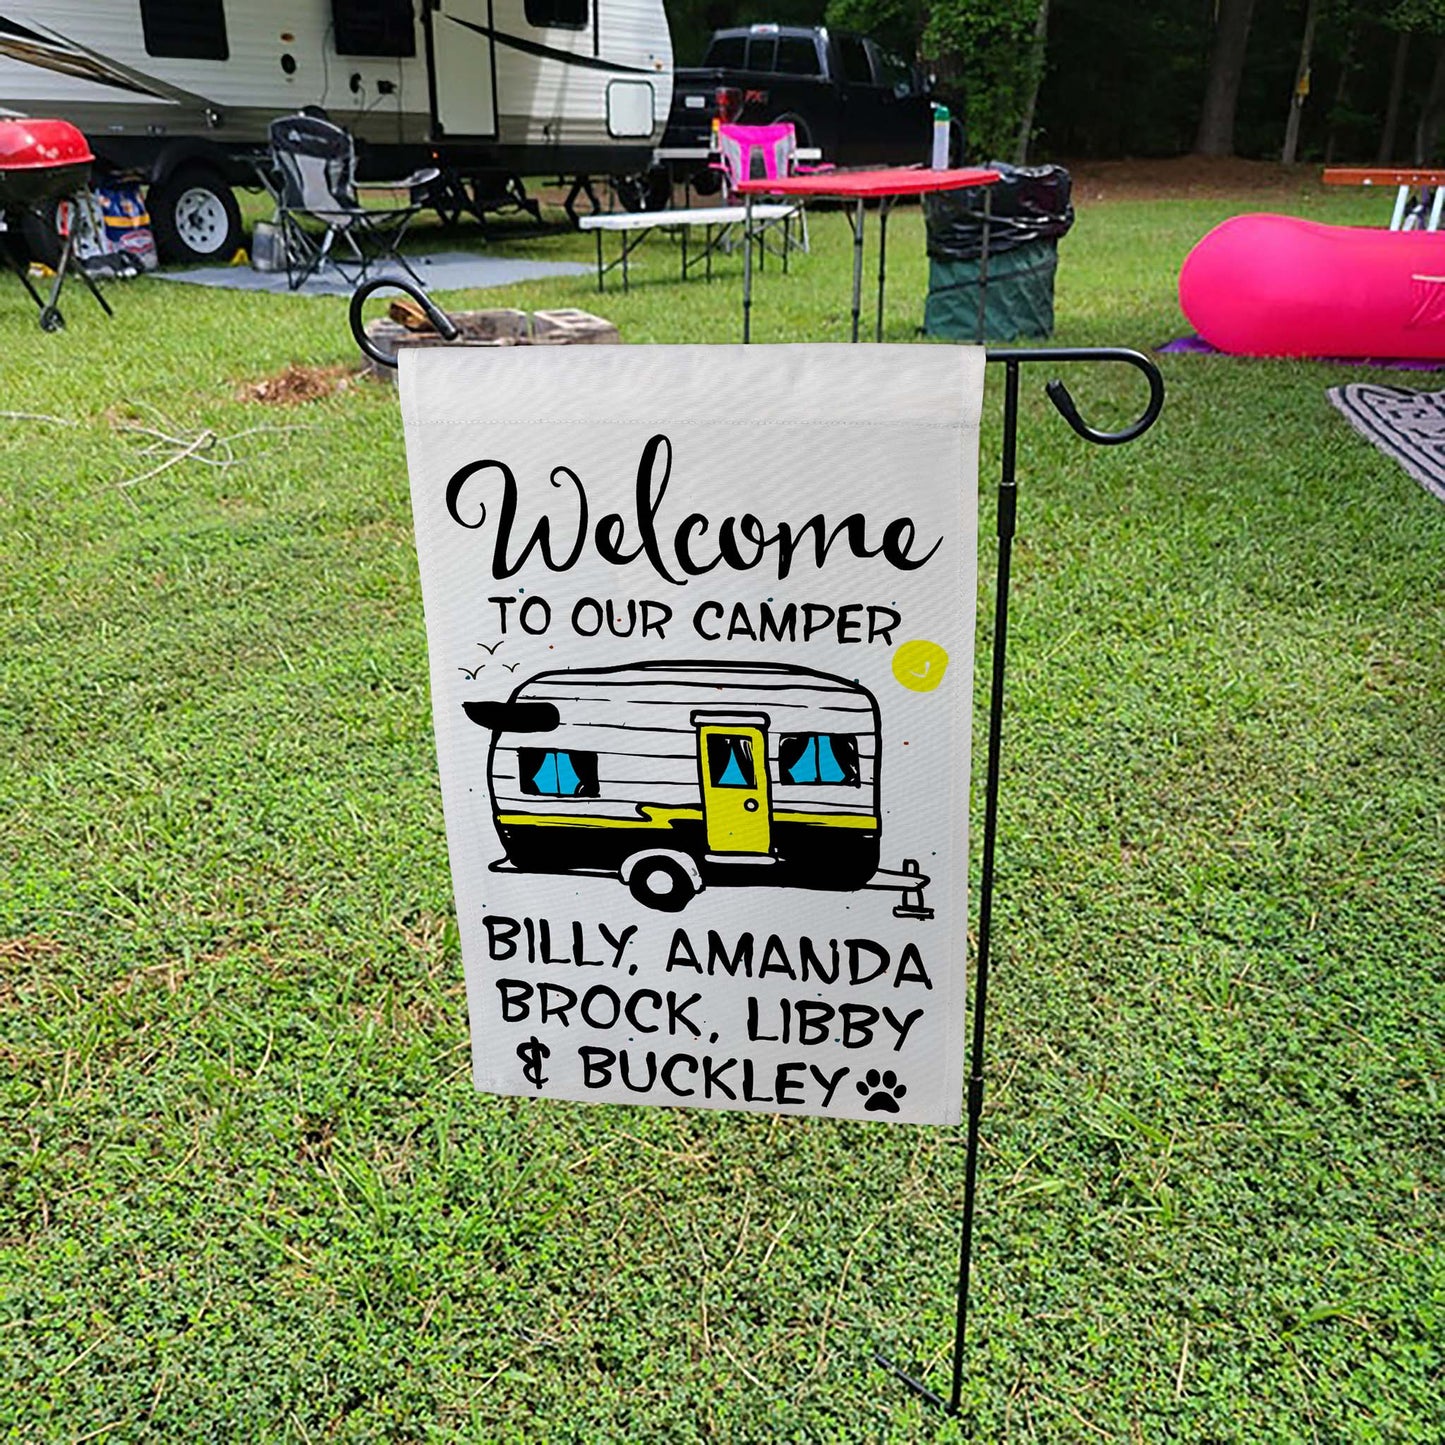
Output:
[{"xmin": 1327, "ymin": 383, "xmax": 1445, "ymax": 503}]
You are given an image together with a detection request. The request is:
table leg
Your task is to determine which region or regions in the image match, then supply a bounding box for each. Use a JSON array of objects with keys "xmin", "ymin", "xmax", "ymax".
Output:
[
  {"xmin": 1430, "ymin": 186, "xmax": 1445, "ymax": 231},
  {"xmin": 743, "ymin": 193, "xmax": 754, "ymax": 344},
  {"xmin": 1390, "ymin": 184, "xmax": 1409, "ymax": 231},
  {"xmin": 622, "ymin": 229, "xmax": 630, "ymax": 292},
  {"xmin": 850, "ymin": 195, "xmax": 866, "ymax": 343},
  {"xmin": 595, "ymin": 230, "xmax": 604, "ymax": 294},
  {"xmin": 707, "ymin": 224, "xmax": 713, "ymax": 282},
  {"xmin": 876, "ymin": 200, "xmax": 890, "ymax": 343},
  {"xmin": 682, "ymin": 222, "xmax": 688, "ymax": 282}
]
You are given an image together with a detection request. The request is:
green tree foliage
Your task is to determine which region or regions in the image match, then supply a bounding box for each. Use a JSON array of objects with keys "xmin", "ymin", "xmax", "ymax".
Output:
[{"xmin": 663, "ymin": 0, "xmax": 1445, "ymax": 160}]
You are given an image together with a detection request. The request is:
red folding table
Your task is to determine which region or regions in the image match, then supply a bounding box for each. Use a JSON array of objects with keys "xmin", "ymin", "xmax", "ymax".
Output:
[{"xmin": 735, "ymin": 165, "xmax": 1000, "ymax": 343}]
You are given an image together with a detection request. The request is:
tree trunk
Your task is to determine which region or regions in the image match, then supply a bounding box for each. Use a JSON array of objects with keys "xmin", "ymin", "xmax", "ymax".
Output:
[
  {"xmin": 1281, "ymin": 0, "xmax": 1320, "ymax": 165},
  {"xmin": 1194, "ymin": 0, "xmax": 1258, "ymax": 156},
  {"xmin": 1323, "ymin": 25, "xmax": 1357, "ymax": 165},
  {"xmin": 1012, "ymin": 0, "xmax": 1051, "ymax": 165},
  {"xmin": 1378, "ymin": 29, "xmax": 1411, "ymax": 166},
  {"xmin": 1414, "ymin": 36, "xmax": 1445, "ymax": 165}
]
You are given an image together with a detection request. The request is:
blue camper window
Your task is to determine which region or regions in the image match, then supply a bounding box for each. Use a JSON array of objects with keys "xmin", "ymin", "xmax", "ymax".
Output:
[
  {"xmin": 519, "ymin": 749, "xmax": 599, "ymax": 797},
  {"xmin": 706, "ymin": 734, "xmax": 757, "ymax": 789},
  {"xmin": 778, "ymin": 734, "xmax": 860, "ymax": 786}
]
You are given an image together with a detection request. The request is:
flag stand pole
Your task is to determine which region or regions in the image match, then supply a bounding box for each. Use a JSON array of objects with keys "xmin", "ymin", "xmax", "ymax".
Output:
[{"xmin": 875, "ymin": 347, "xmax": 1165, "ymax": 1420}]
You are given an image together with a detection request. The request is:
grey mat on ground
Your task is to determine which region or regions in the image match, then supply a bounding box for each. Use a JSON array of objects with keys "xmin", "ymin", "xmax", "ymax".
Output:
[
  {"xmin": 151, "ymin": 252, "xmax": 590, "ymax": 297},
  {"xmin": 1327, "ymin": 383, "xmax": 1445, "ymax": 503}
]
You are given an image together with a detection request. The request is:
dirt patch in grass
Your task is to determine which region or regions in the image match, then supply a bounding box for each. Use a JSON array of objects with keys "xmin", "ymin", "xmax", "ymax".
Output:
[
  {"xmin": 238, "ymin": 363, "xmax": 355, "ymax": 405},
  {"xmin": 1065, "ymin": 155, "xmax": 1322, "ymax": 203}
]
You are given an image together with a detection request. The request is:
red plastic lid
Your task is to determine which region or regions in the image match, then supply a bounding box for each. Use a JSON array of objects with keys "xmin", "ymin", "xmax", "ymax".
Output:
[{"xmin": 0, "ymin": 117, "xmax": 94, "ymax": 171}]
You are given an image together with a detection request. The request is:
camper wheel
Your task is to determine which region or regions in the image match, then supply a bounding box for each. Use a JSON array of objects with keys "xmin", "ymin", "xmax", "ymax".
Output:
[
  {"xmin": 622, "ymin": 851, "xmax": 699, "ymax": 912},
  {"xmin": 149, "ymin": 165, "xmax": 242, "ymax": 264}
]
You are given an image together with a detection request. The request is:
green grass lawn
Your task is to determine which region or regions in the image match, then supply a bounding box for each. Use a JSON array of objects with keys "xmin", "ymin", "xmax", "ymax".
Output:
[{"xmin": 2, "ymin": 179, "xmax": 1442, "ymax": 1442}]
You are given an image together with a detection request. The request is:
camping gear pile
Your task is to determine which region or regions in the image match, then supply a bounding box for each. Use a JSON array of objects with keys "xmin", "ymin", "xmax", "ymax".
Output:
[
  {"xmin": 0, "ymin": 115, "xmax": 113, "ymax": 330},
  {"xmin": 922, "ymin": 161, "xmax": 1074, "ymax": 342}
]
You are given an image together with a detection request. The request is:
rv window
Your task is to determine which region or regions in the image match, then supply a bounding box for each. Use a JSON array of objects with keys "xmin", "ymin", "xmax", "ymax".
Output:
[
  {"xmin": 332, "ymin": 0, "xmax": 417, "ymax": 58},
  {"xmin": 707, "ymin": 735, "xmax": 757, "ymax": 789},
  {"xmin": 525, "ymin": 0, "xmax": 589, "ymax": 30},
  {"xmin": 779, "ymin": 735, "xmax": 860, "ymax": 786},
  {"xmin": 140, "ymin": 0, "xmax": 229, "ymax": 61},
  {"xmin": 519, "ymin": 749, "xmax": 600, "ymax": 797}
]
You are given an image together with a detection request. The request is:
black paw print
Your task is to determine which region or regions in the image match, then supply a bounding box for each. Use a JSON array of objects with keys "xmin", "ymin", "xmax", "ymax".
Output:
[{"xmin": 857, "ymin": 1068, "xmax": 907, "ymax": 1113}]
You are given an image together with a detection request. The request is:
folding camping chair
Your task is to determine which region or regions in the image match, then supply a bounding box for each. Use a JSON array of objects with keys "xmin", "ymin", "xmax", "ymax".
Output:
[
  {"xmin": 712, "ymin": 122, "xmax": 832, "ymax": 255},
  {"xmin": 267, "ymin": 114, "xmax": 437, "ymax": 291}
]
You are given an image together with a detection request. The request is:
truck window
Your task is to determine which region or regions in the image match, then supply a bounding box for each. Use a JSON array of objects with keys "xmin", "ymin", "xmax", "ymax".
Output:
[
  {"xmin": 745, "ymin": 36, "xmax": 777, "ymax": 71},
  {"xmin": 706, "ymin": 36, "xmax": 746, "ymax": 68},
  {"xmin": 140, "ymin": 0, "xmax": 229, "ymax": 61},
  {"xmin": 525, "ymin": 0, "xmax": 589, "ymax": 30},
  {"xmin": 869, "ymin": 42, "xmax": 911, "ymax": 93},
  {"xmin": 332, "ymin": 0, "xmax": 416, "ymax": 58},
  {"xmin": 775, "ymin": 36, "xmax": 821, "ymax": 77},
  {"xmin": 837, "ymin": 36, "xmax": 873, "ymax": 86}
]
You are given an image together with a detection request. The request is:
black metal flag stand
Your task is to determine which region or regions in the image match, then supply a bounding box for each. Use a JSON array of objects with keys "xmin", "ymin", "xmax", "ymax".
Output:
[{"xmin": 875, "ymin": 347, "xmax": 1165, "ymax": 1419}]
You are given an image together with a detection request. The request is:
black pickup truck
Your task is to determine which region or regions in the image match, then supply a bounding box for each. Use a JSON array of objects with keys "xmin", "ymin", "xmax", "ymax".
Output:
[{"xmin": 649, "ymin": 24, "xmax": 956, "ymax": 201}]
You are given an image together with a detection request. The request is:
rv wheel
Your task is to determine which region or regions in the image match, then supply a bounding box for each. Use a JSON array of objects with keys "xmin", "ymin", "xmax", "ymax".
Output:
[
  {"xmin": 626, "ymin": 855, "xmax": 697, "ymax": 912},
  {"xmin": 149, "ymin": 165, "xmax": 242, "ymax": 264}
]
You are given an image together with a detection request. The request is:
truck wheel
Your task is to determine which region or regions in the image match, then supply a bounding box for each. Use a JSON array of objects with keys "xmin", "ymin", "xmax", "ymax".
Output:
[
  {"xmin": 148, "ymin": 165, "xmax": 242, "ymax": 264},
  {"xmin": 615, "ymin": 167, "xmax": 672, "ymax": 213},
  {"xmin": 774, "ymin": 112, "xmax": 814, "ymax": 150},
  {"xmin": 626, "ymin": 855, "xmax": 696, "ymax": 912}
]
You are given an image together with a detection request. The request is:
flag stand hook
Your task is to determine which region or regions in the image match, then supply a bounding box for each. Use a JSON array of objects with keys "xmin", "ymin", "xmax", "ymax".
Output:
[{"xmin": 875, "ymin": 346, "xmax": 1164, "ymax": 1421}]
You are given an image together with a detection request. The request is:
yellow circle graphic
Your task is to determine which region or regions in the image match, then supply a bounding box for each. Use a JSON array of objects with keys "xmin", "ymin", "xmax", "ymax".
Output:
[{"xmin": 892, "ymin": 639, "xmax": 949, "ymax": 692}]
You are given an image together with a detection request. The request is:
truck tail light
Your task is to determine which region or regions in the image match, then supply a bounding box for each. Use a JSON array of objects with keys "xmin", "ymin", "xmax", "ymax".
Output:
[{"xmin": 715, "ymin": 86, "xmax": 743, "ymax": 125}]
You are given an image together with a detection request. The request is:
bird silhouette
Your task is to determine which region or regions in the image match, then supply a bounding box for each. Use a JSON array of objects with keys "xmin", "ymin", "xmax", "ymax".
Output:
[
  {"xmin": 476, "ymin": 640, "xmax": 504, "ymax": 655},
  {"xmin": 503, "ymin": 663, "xmax": 520, "ymax": 672},
  {"xmin": 459, "ymin": 665, "xmax": 486, "ymax": 679}
]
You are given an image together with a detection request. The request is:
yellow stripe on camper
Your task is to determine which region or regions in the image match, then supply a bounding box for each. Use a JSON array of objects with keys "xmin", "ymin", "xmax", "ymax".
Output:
[
  {"xmin": 772, "ymin": 811, "xmax": 880, "ymax": 829},
  {"xmin": 496, "ymin": 808, "xmax": 879, "ymax": 831},
  {"xmin": 497, "ymin": 806, "xmax": 703, "ymax": 830}
]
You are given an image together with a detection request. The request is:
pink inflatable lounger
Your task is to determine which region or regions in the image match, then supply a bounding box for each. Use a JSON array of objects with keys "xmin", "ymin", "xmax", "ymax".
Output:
[{"xmin": 1178, "ymin": 212, "xmax": 1445, "ymax": 359}]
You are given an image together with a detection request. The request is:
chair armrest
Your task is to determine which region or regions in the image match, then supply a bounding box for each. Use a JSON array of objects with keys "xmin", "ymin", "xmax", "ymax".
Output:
[{"xmin": 356, "ymin": 166, "xmax": 441, "ymax": 193}]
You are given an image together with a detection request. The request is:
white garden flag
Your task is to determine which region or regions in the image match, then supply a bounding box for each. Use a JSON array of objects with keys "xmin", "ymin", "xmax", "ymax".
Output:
[{"xmin": 400, "ymin": 344, "xmax": 983, "ymax": 1124}]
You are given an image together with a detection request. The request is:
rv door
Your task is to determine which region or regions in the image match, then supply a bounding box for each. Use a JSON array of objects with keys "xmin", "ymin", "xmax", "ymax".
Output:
[{"xmin": 429, "ymin": 0, "xmax": 499, "ymax": 138}]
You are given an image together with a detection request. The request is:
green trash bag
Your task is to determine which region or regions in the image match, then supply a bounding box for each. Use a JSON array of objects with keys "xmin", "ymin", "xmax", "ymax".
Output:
[{"xmin": 923, "ymin": 239, "xmax": 1060, "ymax": 343}]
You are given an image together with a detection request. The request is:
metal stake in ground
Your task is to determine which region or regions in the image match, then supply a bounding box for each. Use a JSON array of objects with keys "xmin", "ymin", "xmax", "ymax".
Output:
[{"xmin": 875, "ymin": 346, "xmax": 1164, "ymax": 1420}]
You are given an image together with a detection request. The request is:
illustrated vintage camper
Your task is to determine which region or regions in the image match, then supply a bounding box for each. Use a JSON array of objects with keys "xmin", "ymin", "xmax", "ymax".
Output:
[{"xmin": 463, "ymin": 660, "xmax": 933, "ymax": 914}]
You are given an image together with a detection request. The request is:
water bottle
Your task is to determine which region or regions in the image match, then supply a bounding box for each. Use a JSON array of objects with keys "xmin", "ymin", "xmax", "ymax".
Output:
[{"xmin": 931, "ymin": 104, "xmax": 951, "ymax": 170}]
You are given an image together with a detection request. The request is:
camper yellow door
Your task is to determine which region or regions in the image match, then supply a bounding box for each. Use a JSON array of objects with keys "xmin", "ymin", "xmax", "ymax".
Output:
[{"xmin": 698, "ymin": 727, "xmax": 770, "ymax": 855}]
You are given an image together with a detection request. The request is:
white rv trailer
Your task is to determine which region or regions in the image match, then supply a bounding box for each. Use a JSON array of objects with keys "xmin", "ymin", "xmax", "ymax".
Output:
[
  {"xmin": 463, "ymin": 660, "xmax": 933, "ymax": 914},
  {"xmin": 0, "ymin": 0, "xmax": 672, "ymax": 260}
]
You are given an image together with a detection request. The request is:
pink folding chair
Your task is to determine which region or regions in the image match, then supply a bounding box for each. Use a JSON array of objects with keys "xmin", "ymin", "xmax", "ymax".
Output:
[{"xmin": 712, "ymin": 122, "xmax": 831, "ymax": 254}]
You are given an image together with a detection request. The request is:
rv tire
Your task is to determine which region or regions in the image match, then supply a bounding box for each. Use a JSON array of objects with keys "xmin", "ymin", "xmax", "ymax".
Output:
[
  {"xmin": 625, "ymin": 854, "xmax": 697, "ymax": 912},
  {"xmin": 149, "ymin": 165, "xmax": 242, "ymax": 264}
]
